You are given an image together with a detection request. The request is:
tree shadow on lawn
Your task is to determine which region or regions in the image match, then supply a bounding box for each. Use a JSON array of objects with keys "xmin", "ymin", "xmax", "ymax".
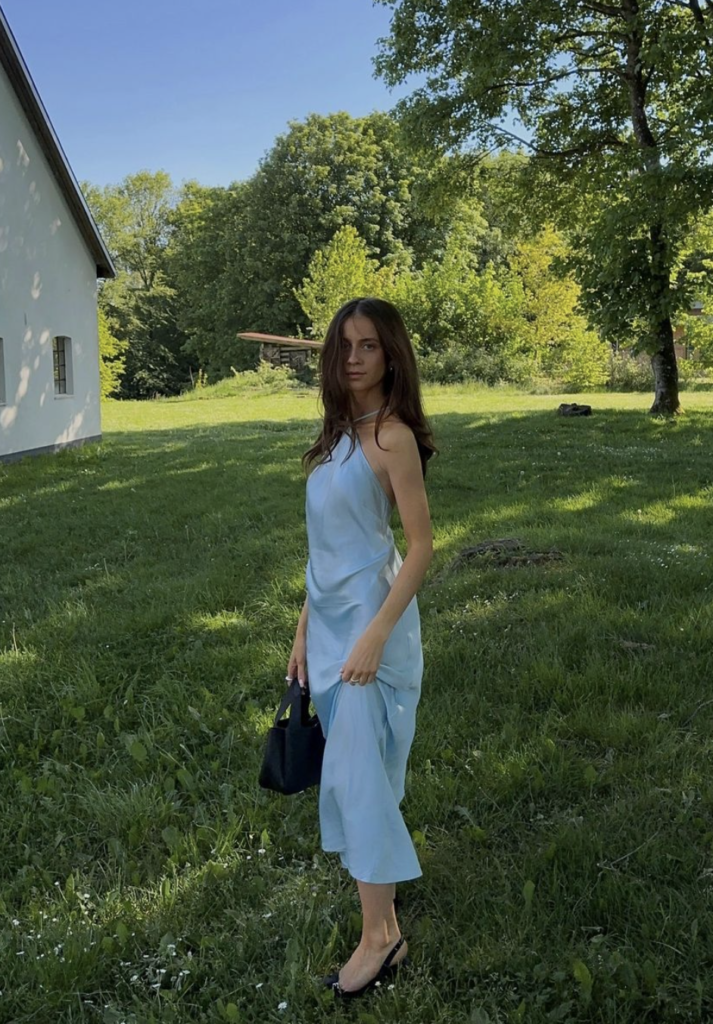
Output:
[
  {"xmin": 4, "ymin": 402, "xmax": 710, "ymax": 684},
  {"xmin": 1, "ymin": 405, "xmax": 713, "ymax": 1017}
]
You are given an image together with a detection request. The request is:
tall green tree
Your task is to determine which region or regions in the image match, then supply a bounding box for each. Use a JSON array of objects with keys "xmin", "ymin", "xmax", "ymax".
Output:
[
  {"xmin": 295, "ymin": 226, "xmax": 395, "ymax": 339},
  {"xmin": 169, "ymin": 181, "xmax": 255, "ymax": 379},
  {"xmin": 672, "ymin": 207, "xmax": 713, "ymax": 365},
  {"xmin": 97, "ymin": 309, "xmax": 127, "ymax": 398},
  {"xmin": 230, "ymin": 113, "xmax": 433, "ymax": 329},
  {"xmin": 510, "ymin": 227, "xmax": 610, "ymax": 389},
  {"xmin": 375, "ymin": 0, "xmax": 713, "ymax": 414},
  {"xmin": 390, "ymin": 199, "xmax": 525, "ymax": 365},
  {"xmin": 84, "ymin": 171, "xmax": 192, "ymax": 397}
]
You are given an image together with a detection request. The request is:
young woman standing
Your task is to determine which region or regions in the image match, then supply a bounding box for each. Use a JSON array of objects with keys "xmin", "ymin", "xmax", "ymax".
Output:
[{"xmin": 287, "ymin": 297, "xmax": 436, "ymax": 998}]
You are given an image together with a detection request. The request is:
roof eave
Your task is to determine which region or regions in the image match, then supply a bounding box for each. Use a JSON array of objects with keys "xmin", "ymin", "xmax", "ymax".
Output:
[{"xmin": 237, "ymin": 332, "xmax": 323, "ymax": 349}]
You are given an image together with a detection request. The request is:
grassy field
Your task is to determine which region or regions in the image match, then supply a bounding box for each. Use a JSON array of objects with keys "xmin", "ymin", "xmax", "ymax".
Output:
[{"xmin": 1, "ymin": 384, "xmax": 712, "ymax": 1024}]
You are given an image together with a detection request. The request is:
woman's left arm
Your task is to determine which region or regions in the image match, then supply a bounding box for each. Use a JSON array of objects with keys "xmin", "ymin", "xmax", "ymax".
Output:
[{"xmin": 340, "ymin": 424, "xmax": 433, "ymax": 685}]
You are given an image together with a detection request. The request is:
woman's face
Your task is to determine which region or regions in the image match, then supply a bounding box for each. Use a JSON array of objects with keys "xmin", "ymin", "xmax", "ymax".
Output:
[{"xmin": 341, "ymin": 315, "xmax": 387, "ymax": 398}]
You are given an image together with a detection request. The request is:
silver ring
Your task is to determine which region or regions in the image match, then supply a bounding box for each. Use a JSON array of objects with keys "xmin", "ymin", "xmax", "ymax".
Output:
[
  {"xmin": 349, "ymin": 677, "xmax": 361, "ymax": 684},
  {"xmin": 285, "ymin": 675, "xmax": 293, "ymax": 682}
]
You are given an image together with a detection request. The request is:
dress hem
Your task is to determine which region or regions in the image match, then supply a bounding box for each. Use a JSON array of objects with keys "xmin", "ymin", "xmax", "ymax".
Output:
[{"xmin": 322, "ymin": 845, "xmax": 423, "ymax": 884}]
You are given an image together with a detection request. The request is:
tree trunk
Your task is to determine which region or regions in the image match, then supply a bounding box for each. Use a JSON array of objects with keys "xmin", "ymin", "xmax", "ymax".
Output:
[
  {"xmin": 622, "ymin": 4, "xmax": 681, "ymax": 416},
  {"xmin": 647, "ymin": 219, "xmax": 681, "ymax": 416},
  {"xmin": 649, "ymin": 315, "xmax": 681, "ymax": 415}
]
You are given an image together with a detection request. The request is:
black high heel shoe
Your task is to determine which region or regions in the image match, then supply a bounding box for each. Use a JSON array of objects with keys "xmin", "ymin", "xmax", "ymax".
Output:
[{"xmin": 322, "ymin": 935, "xmax": 410, "ymax": 999}]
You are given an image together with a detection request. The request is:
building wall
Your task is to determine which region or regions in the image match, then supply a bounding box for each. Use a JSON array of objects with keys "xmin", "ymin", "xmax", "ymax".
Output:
[{"xmin": 0, "ymin": 60, "xmax": 101, "ymax": 460}]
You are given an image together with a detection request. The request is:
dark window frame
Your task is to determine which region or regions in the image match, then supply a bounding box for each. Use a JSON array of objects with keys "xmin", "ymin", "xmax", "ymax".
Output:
[{"xmin": 53, "ymin": 336, "xmax": 70, "ymax": 395}]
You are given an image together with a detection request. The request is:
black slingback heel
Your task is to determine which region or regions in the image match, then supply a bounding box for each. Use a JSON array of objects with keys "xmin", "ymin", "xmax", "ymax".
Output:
[{"xmin": 322, "ymin": 935, "xmax": 410, "ymax": 999}]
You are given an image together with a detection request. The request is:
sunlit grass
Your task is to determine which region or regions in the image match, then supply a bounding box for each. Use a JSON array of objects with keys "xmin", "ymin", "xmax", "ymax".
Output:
[{"xmin": 1, "ymin": 386, "xmax": 712, "ymax": 1022}]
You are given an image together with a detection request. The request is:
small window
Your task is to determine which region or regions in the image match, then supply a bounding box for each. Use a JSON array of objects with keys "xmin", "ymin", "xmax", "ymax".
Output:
[
  {"xmin": 0, "ymin": 338, "xmax": 5, "ymax": 405},
  {"xmin": 53, "ymin": 336, "xmax": 73, "ymax": 396}
]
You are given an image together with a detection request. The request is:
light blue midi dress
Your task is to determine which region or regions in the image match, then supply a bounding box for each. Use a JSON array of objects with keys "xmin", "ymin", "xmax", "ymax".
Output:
[{"xmin": 305, "ymin": 412, "xmax": 423, "ymax": 884}]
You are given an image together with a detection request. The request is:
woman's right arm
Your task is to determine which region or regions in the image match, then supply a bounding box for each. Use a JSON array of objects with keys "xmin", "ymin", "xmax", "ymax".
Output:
[
  {"xmin": 287, "ymin": 595, "xmax": 309, "ymax": 686},
  {"xmin": 296, "ymin": 595, "xmax": 308, "ymax": 642}
]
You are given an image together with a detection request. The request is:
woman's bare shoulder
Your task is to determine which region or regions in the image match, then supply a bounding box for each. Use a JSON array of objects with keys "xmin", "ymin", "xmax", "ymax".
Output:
[{"xmin": 374, "ymin": 415, "xmax": 416, "ymax": 450}]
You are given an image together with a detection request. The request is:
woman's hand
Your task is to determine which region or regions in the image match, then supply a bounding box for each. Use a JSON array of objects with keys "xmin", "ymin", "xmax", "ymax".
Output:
[
  {"xmin": 340, "ymin": 624, "xmax": 387, "ymax": 686},
  {"xmin": 287, "ymin": 630, "xmax": 308, "ymax": 689}
]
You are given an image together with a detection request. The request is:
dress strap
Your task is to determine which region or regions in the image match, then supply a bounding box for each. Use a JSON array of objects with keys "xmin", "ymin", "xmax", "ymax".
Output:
[
  {"xmin": 381, "ymin": 935, "xmax": 405, "ymax": 969},
  {"xmin": 353, "ymin": 408, "xmax": 387, "ymax": 423}
]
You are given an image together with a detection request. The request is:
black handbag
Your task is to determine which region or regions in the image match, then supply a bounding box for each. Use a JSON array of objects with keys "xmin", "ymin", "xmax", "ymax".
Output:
[{"xmin": 258, "ymin": 679, "xmax": 325, "ymax": 795}]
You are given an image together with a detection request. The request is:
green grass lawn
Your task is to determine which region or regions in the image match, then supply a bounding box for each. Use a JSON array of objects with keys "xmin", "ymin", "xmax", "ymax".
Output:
[{"xmin": 1, "ymin": 385, "xmax": 712, "ymax": 1023}]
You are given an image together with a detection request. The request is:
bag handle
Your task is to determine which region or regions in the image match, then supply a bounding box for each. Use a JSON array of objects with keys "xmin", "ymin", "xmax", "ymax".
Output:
[{"xmin": 274, "ymin": 679, "xmax": 313, "ymax": 730}]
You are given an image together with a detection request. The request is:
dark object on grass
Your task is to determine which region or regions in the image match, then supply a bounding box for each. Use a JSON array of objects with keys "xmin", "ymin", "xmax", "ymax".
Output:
[
  {"xmin": 557, "ymin": 403, "xmax": 592, "ymax": 416},
  {"xmin": 454, "ymin": 538, "xmax": 524, "ymax": 560},
  {"xmin": 259, "ymin": 679, "xmax": 325, "ymax": 795},
  {"xmin": 435, "ymin": 538, "xmax": 564, "ymax": 581}
]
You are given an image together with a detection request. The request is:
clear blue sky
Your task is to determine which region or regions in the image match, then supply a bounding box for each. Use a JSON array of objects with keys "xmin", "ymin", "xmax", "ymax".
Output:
[{"xmin": 2, "ymin": 0, "xmax": 421, "ymax": 188}]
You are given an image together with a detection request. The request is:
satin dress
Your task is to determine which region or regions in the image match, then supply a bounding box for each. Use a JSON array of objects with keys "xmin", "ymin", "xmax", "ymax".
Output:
[{"xmin": 305, "ymin": 411, "xmax": 423, "ymax": 884}]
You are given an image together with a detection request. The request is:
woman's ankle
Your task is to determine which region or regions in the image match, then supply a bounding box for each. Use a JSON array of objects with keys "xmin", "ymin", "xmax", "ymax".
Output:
[{"xmin": 360, "ymin": 926, "xmax": 403, "ymax": 952}]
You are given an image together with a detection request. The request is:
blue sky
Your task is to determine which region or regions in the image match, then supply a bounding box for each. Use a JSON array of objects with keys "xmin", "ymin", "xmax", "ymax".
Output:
[{"xmin": 2, "ymin": 0, "xmax": 421, "ymax": 189}]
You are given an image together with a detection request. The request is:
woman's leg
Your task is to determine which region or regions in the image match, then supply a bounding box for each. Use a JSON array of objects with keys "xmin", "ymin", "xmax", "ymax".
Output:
[{"xmin": 337, "ymin": 881, "xmax": 408, "ymax": 992}]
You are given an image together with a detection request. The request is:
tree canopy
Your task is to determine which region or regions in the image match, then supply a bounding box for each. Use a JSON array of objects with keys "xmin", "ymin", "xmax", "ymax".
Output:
[
  {"xmin": 295, "ymin": 226, "xmax": 395, "ymax": 340},
  {"xmin": 84, "ymin": 171, "xmax": 191, "ymax": 398},
  {"xmin": 375, "ymin": 0, "xmax": 713, "ymax": 413}
]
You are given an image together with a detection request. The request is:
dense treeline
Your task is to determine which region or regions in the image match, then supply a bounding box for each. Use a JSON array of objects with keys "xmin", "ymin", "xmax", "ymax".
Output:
[{"xmin": 85, "ymin": 111, "xmax": 712, "ymax": 401}]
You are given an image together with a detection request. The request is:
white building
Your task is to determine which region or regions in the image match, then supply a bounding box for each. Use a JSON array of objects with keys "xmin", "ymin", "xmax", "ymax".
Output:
[{"xmin": 0, "ymin": 6, "xmax": 114, "ymax": 463}]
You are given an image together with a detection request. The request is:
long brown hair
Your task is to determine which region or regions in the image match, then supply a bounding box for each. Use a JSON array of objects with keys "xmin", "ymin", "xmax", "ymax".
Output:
[{"xmin": 302, "ymin": 297, "xmax": 437, "ymax": 476}]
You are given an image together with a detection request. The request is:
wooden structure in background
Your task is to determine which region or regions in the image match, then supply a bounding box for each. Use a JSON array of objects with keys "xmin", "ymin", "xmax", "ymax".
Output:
[{"xmin": 237, "ymin": 332, "xmax": 322, "ymax": 371}]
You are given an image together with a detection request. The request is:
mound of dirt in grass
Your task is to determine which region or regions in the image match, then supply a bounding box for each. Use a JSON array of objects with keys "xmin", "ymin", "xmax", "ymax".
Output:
[{"xmin": 436, "ymin": 538, "xmax": 564, "ymax": 580}]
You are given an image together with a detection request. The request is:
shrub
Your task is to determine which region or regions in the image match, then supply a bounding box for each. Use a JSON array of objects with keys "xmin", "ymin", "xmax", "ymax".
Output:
[
  {"xmin": 543, "ymin": 327, "xmax": 610, "ymax": 392},
  {"xmin": 606, "ymin": 349, "xmax": 713, "ymax": 393},
  {"xmin": 221, "ymin": 361, "xmax": 301, "ymax": 395},
  {"xmin": 242, "ymin": 360, "xmax": 301, "ymax": 392},
  {"xmin": 418, "ymin": 344, "xmax": 532, "ymax": 386},
  {"xmin": 676, "ymin": 310, "xmax": 713, "ymax": 368},
  {"xmin": 606, "ymin": 351, "xmax": 654, "ymax": 392},
  {"xmin": 171, "ymin": 360, "xmax": 302, "ymax": 401},
  {"xmin": 678, "ymin": 356, "xmax": 713, "ymax": 390}
]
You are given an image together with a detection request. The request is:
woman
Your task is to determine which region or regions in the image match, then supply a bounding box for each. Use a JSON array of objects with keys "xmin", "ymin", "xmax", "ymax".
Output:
[{"xmin": 287, "ymin": 297, "xmax": 436, "ymax": 998}]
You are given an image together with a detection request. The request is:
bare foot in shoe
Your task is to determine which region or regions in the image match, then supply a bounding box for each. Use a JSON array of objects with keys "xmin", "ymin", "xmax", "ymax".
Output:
[{"xmin": 337, "ymin": 936, "xmax": 408, "ymax": 993}]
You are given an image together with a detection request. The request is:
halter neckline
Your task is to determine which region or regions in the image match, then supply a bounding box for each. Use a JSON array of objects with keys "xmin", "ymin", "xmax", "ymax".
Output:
[{"xmin": 353, "ymin": 408, "xmax": 385, "ymax": 423}]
